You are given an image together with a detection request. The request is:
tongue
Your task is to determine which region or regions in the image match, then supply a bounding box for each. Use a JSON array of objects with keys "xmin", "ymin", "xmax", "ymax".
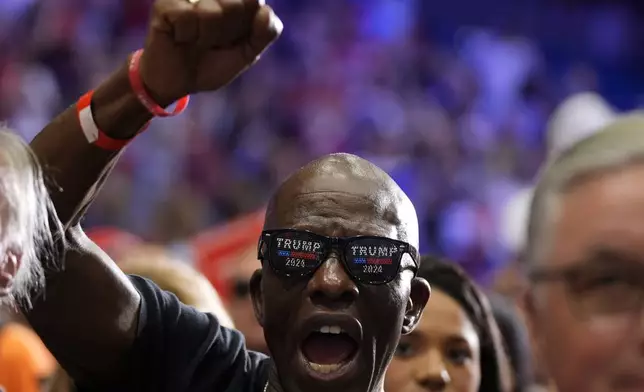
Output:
[{"xmin": 302, "ymin": 332, "xmax": 357, "ymax": 365}]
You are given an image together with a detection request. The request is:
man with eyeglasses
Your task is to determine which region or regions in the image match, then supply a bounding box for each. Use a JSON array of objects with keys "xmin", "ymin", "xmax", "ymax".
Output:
[
  {"xmin": 22, "ymin": 0, "xmax": 431, "ymax": 391},
  {"xmin": 523, "ymin": 114, "xmax": 644, "ymax": 392}
]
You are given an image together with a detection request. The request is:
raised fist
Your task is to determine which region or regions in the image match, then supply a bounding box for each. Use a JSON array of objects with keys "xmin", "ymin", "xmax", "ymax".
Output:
[{"xmin": 140, "ymin": 0, "xmax": 283, "ymax": 105}]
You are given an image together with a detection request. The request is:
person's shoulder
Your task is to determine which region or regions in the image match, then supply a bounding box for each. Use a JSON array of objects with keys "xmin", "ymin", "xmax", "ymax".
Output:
[
  {"xmin": 128, "ymin": 273, "xmax": 162, "ymax": 294},
  {"xmin": 196, "ymin": 341, "xmax": 270, "ymax": 392},
  {"xmin": 123, "ymin": 274, "xmax": 269, "ymax": 391}
]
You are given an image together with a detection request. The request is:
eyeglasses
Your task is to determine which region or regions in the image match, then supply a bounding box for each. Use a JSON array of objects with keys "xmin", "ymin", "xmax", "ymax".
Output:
[
  {"xmin": 529, "ymin": 262, "xmax": 644, "ymax": 327},
  {"xmin": 257, "ymin": 229, "xmax": 419, "ymax": 285}
]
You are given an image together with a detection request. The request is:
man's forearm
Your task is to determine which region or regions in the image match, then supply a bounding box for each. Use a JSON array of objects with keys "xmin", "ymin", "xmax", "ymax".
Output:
[
  {"xmin": 26, "ymin": 60, "xmax": 152, "ymax": 382},
  {"xmin": 20, "ymin": 0, "xmax": 282, "ymax": 384},
  {"xmin": 30, "ymin": 61, "xmax": 153, "ymax": 226}
]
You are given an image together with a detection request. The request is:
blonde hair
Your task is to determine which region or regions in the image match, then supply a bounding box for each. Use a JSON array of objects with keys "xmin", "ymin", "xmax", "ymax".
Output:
[{"xmin": 0, "ymin": 128, "xmax": 59, "ymax": 308}]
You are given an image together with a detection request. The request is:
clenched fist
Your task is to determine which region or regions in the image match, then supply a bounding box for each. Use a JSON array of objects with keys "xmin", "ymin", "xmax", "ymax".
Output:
[{"xmin": 140, "ymin": 0, "xmax": 283, "ymax": 105}]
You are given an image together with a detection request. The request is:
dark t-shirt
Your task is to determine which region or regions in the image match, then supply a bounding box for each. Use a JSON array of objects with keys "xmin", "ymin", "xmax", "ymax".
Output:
[{"xmin": 80, "ymin": 275, "xmax": 270, "ymax": 392}]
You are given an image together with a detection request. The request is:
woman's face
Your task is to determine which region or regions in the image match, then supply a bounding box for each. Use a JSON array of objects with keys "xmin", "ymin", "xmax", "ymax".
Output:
[{"xmin": 385, "ymin": 289, "xmax": 481, "ymax": 392}]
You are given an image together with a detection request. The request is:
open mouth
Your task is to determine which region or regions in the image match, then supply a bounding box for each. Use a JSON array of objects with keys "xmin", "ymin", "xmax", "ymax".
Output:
[
  {"xmin": 297, "ymin": 314, "xmax": 363, "ymax": 378},
  {"xmin": 302, "ymin": 325, "xmax": 359, "ymax": 373}
]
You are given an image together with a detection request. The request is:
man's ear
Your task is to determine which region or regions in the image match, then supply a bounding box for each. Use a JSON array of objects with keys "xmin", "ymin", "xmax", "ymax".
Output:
[
  {"xmin": 522, "ymin": 286, "xmax": 543, "ymax": 350},
  {"xmin": 0, "ymin": 249, "xmax": 21, "ymax": 297},
  {"xmin": 402, "ymin": 277, "xmax": 430, "ymax": 335},
  {"xmin": 250, "ymin": 268, "xmax": 265, "ymax": 327}
]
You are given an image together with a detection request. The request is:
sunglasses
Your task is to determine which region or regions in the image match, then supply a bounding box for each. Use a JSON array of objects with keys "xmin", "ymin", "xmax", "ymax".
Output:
[{"xmin": 257, "ymin": 229, "xmax": 419, "ymax": 285}]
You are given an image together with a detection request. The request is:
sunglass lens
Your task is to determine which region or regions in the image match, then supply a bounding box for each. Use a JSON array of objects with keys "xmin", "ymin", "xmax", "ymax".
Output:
[
  {"xmin": 268, "ymin": 231, "xmax": 325, "ymax": 276},
  {"xmin": 345, "ymin": 239, "xmax": 402, "ymax": 284}
]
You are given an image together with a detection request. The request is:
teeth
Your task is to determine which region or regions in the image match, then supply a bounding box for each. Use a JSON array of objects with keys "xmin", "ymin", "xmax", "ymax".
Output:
[
  {"xmin": 318, "ymin": 325, "xmax": 343, "ymax": 334},
  {"xmin": 308, "ymin": 362, "xmax": 343, "ymax": 374},
  {"xmin": 304, "ymin": 325, "xmax": 353, "ymax": 373}
]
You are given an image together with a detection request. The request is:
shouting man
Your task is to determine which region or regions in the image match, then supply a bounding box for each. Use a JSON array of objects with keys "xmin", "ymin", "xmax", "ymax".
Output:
[{"xmin": 25, "ymin": 1, "xmax": 430, "ymax": 391}]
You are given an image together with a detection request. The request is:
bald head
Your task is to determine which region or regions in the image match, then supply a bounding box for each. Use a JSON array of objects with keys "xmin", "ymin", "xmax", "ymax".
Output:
[{"xmin": 265, "ymin": 153, "xmax": 419, "ymax": 247}]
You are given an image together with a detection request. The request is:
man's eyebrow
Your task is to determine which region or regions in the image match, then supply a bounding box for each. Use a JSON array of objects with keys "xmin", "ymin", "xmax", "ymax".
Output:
[{"xmin": 575, "ymin": 246, "xmax": 644, "ymax": 270}]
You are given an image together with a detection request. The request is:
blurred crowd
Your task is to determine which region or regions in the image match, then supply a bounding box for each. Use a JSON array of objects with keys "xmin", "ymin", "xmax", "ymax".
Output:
[
  {"xmin": 1, "ymin": 1, "xmax": 644, "ymax": 392},
  {"xmin": 1, "ymin": 0, "xmax": 643, "ymax": 280}
]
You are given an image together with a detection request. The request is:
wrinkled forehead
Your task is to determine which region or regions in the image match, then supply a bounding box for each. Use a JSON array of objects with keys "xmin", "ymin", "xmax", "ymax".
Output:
[
  {"xmin": 266, "ymin": 176, "xmax": 418, "ymax": 245},
  {"xmin": 546, "ymin": 163, "xmax": 644, "ymax": 268}
]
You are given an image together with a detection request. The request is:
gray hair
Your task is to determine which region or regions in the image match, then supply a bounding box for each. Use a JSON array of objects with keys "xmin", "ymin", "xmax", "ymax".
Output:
[
  {"xmin": 545, "ymin": 92, "xmax": 616, "ymax": 158},
  {"xmin": 0, "ymin": 127, "xmax": 58, "ymax": 309},
  {"xmin": 524, "ymin": 114, "xmax": 644, "ymax": 268}
]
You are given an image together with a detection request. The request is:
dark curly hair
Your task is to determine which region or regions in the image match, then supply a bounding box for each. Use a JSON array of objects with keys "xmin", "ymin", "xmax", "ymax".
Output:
[{"xmin": 419, "ymin": 255, "xmax": 513, "ymax": 392}]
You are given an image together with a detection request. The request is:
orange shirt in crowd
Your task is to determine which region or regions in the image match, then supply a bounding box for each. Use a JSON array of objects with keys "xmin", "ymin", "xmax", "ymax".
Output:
[{"xmin": 0, "ymin": 323, "xmax": 56, "ymax": 392}]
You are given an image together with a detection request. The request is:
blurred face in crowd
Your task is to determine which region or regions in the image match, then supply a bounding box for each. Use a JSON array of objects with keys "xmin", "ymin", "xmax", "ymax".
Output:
[
  {"xmin": 0, "ymin": 171, "xmax": 21, "ymax": 300},
  {"xmin": 249, "ymin": 154, "xmax": 429, "ymax": 392},
  {"xmin": 226, "ymin": 245, "xmax": 268, "ymax": 353},
  {"xmin": 386, "ymin": 289, "xmax": 481, "ymax": 392},
  {"xmin": 526, "ymin": 163, "xmax": 644, "ymax": 392},
  {"xmin": 0, "ymin": 229, "xmax": 21, "ymax": 301},
  {"xmin": 0, "ymin": 131, "xmax": 54, "ymax": 308}
]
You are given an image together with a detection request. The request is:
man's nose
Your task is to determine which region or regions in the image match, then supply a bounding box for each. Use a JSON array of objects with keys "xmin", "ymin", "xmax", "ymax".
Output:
[
  {"xmin": 306, "ymin": 252, "xmax": 359, "ymax": 310},
  {"xmin": 417, "ymin": 350, "xmax": 450, "ymax": 392}
]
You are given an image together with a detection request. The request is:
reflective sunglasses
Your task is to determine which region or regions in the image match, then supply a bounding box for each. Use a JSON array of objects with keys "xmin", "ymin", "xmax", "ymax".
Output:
[{"xmin": 257, "ymin": 229, "xmax": 419, "ymax": 285}]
